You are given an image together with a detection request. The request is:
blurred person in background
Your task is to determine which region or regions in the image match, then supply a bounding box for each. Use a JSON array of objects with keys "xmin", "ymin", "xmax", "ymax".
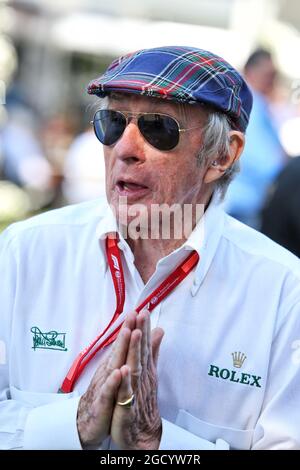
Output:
[
  {"xmin": 261, "ymin": 155, "xmax": 300, "ymax": 258},
  {"xmin": 0, "ymin": 46, "xmax": 300, "ymax": 451},
  {"xmin": 225, "ymin": 49, "xmax": 286, "ymax": 228},
  {"xmin": 1, "ymin": 103, "xmax": 53, "ymax": 193},
  {"xmin": 62, "ymin": 116, "xmax": 106, "ymax": 205},
  {"xmin": 0, "ymin": 31, "xmax": 32, "ymax": 225},
  {"xmin": 40, "ymin": 112, "xmax": 77, "ymax": 206},
  {"xmin": 0, "ymin": 74, "xmax": 57, "ymax": 212}
]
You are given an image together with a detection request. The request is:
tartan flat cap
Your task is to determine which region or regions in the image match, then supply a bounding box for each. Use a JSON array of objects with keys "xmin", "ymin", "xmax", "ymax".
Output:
[{"xmin": 88, "ymin": 46, "xmax": 252, "ymax": 132}]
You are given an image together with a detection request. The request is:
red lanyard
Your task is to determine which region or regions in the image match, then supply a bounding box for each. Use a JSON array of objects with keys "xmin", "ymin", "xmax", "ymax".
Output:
[{"xmin": 59, "ymin": 234, "xmax": 199, "ymax": 393}]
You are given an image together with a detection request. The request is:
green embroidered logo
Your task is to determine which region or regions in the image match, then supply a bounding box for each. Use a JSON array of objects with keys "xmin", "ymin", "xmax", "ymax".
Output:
[
  {"xmin": 31, "ymin": 327, "xmax": 68, "ymax": 351},
  {"xmin": 208, "ymin": 352, "xmax": 262, "ymax": 388}
]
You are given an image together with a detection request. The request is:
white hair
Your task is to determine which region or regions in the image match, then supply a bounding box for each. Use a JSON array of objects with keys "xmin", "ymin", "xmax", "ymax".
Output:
[{"xmin": 197, "ymin": 111, "xmax": 240, "ymax": 198}]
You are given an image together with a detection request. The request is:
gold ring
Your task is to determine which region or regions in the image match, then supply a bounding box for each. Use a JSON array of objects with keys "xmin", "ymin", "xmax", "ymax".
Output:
[{"xmin": 116, "ymin": 394, "xmax": 135, "ymax": 408}]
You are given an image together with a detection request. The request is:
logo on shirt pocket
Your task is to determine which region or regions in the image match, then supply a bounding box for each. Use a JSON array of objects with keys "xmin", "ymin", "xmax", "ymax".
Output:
[
  {"xmin": 30, "ymin": 326, "xmax": 68, "ymax": 351},
  {"xmin": 208, "ymin": 352, "xmax": 262, "ymax": 388}
]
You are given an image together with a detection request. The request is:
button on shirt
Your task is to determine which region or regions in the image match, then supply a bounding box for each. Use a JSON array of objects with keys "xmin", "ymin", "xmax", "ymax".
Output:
[{"xmin": 1, "ymin": 194, "xmax": 300, "ymax": 450}]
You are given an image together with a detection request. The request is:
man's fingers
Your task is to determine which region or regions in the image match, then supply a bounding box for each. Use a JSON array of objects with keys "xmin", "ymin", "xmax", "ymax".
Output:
[
  {"xmin": 98, "ymin": 369, "xmax": 122, "ymax": 407},
  {"xmin": 151, "ymin": 327, "xmax": 165, "ymax": 368},
  {"xmin": 116, "ymin": 365, "xmax": 134, "ymax": 407},
  {"xmin": 110, "ymin": 365, "xmax": 135, "ymax": 447},
  {"xmin": 77, "ymin": 368, "xmax": 122, "ymax": 447},
  {"xmin": 94, "ymin": 369, "xmax": 122, "ymax": 438},
  {"xmin": 123, "ymin": 310, "xmax": 138, "ymax": 330},
  {"xmin": 126, "ymin": 329, "xmax": 142, "ymax": 389},
  {"xmin": 136, "ymin": 309, "xmax": 151, "ymax": 367},
  {"xmin": 107, "ymin": 327, "xmax": 131, "ymax": 371},
  {"xmin": 107, "ymin": 311, "xmax": 137, "ymax": 371}
]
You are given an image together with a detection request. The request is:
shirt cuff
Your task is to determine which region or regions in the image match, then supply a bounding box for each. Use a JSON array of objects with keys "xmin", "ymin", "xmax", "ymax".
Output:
[
  {"xmin": 159, "ymin": 418, "xmax": 229, "ymax": 450},
  {"xmin": 24, "ymin": 395, "xmax": 82, "ymax": 449}
]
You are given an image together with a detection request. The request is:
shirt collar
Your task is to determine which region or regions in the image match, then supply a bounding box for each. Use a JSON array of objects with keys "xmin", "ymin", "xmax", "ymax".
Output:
[
  {"xmin": 187, "ymin": 191, "xmax": 225, "ymax": 294},
  {"xmin": 95, "ymin": 191, "xmax": 225, "ymax": 288},
  {"xmin": 96, "ymin": 204, "xmax": 135, "ymax": 270}
]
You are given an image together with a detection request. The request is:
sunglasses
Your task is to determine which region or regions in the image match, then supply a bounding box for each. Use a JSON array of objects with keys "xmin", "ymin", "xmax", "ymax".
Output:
[{"xmin": 91, "ymin": 109, "xmax": 202, "ymax": 151}]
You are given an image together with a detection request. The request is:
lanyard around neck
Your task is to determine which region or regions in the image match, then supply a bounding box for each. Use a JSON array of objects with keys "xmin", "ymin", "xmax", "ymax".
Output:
[{"xmin": 59, "ymin": 234, "xmax": 199, "ymax": 393}]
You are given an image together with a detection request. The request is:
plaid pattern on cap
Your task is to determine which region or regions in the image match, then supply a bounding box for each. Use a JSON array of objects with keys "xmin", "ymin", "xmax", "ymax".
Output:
[{"xmin": 88, "ymin": 46, "xmax": 252, "ymax": 132}]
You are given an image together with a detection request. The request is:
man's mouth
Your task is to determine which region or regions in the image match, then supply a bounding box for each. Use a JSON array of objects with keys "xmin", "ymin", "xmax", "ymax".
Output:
[
  {"xmin": 118, "ymin": 181, "xmax": 147, "ymax": 190},
  {"xmin": 116, "ymin": 180, "xmax": 150, "ymax": 198}
]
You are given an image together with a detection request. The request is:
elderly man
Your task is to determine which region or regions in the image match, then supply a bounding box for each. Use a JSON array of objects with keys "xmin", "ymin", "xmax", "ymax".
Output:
[{"xmin": 0, "ymin": 46, "xmax": 300, "ymax": 451}]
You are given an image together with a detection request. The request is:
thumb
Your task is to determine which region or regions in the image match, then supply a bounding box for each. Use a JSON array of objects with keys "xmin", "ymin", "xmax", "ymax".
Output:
[{"xmin": 151, "ymin": 327, "xmax": 164, "ymax": 368}]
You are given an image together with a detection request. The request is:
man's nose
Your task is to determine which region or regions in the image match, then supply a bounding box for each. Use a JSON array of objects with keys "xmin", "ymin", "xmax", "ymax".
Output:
[{"xmin": 113, "ymin": 121, "xmax": 146, "ymax": 164}]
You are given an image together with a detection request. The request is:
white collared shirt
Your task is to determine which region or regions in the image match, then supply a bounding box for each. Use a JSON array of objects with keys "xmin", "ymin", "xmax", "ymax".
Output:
[{"xmin": 1, "ymin": 195, "xmax": 300, "ymax": 450}]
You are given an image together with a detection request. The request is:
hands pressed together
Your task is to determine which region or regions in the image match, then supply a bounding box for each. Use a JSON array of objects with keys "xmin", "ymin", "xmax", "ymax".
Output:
[{"xmin": 76, "ymin": 310, "xmax": 165, "ymax": 450}]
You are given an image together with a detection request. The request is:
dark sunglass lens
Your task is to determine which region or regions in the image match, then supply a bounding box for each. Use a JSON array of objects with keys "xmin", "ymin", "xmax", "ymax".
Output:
[
  {"xmin": 93, "ymin": 110, "xmax": 126, "ymax": 145},
  {"xmin": 139, "ymin": 114, "xmax": 179, "ymax": 151}
]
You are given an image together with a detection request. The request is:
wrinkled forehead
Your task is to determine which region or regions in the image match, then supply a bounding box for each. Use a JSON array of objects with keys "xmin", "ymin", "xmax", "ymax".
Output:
[{"xmin": 102, "ymin": 92, "xmax": 209, "ymax": 123}]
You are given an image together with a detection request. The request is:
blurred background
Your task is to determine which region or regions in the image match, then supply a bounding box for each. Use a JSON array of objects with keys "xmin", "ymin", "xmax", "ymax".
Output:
[{"xmin": 1, "ymin": 0, "xmax": 300, "ymax": 254}]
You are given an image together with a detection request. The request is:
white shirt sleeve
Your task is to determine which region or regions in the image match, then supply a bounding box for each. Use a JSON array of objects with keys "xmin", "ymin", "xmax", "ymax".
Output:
[
  {"xmin": 0, "ymin": 228, "xmax": 82, "ymax": 450},
  {"xmin": 0, "ymin": 228, "xmax": 24, "ymax": 449},
  {"xmin": 23, "ymin": 395, "xmax": 82, "ymax": 449},
  {"xmin": 252, "ymin": 300, "xmax": 300, "ymax": 449}
]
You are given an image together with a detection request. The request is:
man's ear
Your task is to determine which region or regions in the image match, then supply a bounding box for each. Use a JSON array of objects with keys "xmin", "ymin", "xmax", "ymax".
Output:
[{"xmin": 203, "ymin": 131, "xmax": 245, "ymax": 185}]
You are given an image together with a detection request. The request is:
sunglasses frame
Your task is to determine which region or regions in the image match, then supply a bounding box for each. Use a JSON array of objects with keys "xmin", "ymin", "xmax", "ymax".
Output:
[{"xmin": 91, "ymin": 109, "xmax": 203, "ymax": 151}]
